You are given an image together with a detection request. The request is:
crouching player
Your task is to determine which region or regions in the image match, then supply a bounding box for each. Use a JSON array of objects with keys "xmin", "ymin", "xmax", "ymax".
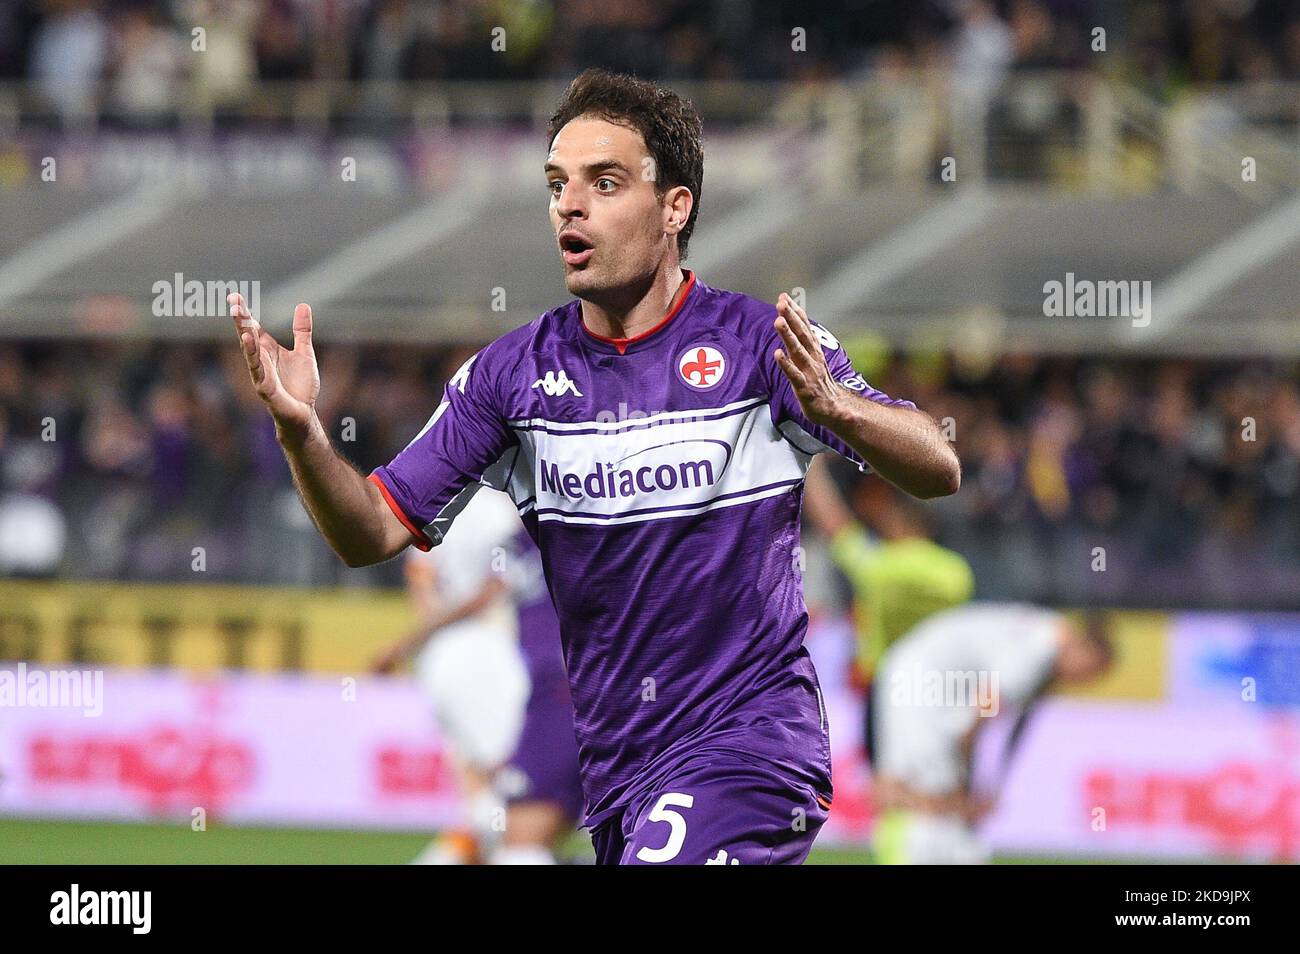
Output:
[
  {"xmin": 872, "ymin": 603, "xmax": 1113, "ymax": 864},
  {"xmin": 801, "ymin": 456, "xmax": 973, "ymax": 765}
]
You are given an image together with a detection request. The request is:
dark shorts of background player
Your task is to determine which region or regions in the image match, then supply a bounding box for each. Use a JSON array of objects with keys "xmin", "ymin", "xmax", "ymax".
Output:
[
  {"xmin": 589, "ymin": 755, "xmax": 831, "ymax": 865},
  {"xmin": 501, "ymin": 675, "xmax": 585, "ymax": 823},
  {"xmin": 862, "ymin": 679, "xmax": 878, "ymax": 767}
]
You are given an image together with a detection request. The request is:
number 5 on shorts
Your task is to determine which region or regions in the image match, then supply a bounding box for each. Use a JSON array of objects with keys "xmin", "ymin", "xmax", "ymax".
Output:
[{"xmin": 634, "ymin": 792, "xmax": 695, "ymax": 863}]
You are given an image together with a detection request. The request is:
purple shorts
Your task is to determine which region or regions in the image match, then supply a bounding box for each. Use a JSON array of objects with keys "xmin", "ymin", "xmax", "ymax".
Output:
[
  {"xmin": 589, "ymin": 755, "xmax": 831, "ymax": 865},
  {"xmin": 500, "ymin": 672, "xmax": 585, "ymax": 823}
]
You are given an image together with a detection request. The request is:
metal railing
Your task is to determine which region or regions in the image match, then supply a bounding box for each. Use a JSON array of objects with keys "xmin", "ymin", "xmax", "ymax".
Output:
[{"xmin": 1, "ymin": 75, "xmax": 1295, "ymax": 196}]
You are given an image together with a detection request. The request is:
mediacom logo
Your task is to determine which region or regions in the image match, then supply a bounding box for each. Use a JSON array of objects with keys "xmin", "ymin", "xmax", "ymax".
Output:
[{"xmin": 539, "ymin": 441, "xmax": 729, "ymax": 502}]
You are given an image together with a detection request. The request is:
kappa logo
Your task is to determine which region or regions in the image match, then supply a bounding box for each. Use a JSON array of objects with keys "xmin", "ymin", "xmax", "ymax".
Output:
[
  {"xmin": 449, "ymin": 354, "xmax": 477, "ymax": 394},
  {"xmin": 811, "ymin": 323, "xmax": 841, "ymax": 351},
  {"xmin": 532, "ymin": 369, "xmax": 584, "ymax": 397},
  {"xmin": 678, "ymin": 345, "xmax": 726, "ymax": 390}
]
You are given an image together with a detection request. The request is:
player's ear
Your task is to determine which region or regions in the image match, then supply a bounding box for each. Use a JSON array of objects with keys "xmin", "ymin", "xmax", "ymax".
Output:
[{"xmin": 662, "ymin": 185, "xmax": 693, "ymax": 236}]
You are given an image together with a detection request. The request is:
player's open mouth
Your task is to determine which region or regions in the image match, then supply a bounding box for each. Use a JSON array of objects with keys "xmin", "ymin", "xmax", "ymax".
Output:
[{"xmin": 559, "ymin": 232, "xmax": 595, "ymax": 267}]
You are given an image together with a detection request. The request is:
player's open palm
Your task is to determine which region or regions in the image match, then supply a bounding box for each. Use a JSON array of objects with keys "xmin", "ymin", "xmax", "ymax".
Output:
[
  {"xmin": 228, "ymin": 292, "xmax": 319, "ymax": 434},
  {"xmin": 773, "ymin": 291, "xmax": 843, "ymax": 427}
]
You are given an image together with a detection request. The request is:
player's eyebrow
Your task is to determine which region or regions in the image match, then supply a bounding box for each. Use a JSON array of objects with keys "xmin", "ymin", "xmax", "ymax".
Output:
[{"xmin": 544, "ymin": 158, "xmax": 632, "ymax": 178}]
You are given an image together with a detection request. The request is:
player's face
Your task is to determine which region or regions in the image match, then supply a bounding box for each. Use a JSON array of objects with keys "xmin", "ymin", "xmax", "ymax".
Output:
[{"xmin": 546, "ymin": 116, "xmax": 677, "ymax": 300}]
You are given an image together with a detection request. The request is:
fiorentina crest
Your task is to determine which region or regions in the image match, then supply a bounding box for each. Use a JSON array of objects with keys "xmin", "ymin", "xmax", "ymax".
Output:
[{"xmin": 678, "ymin": 345, "xmax": 726, "ymax": 390}]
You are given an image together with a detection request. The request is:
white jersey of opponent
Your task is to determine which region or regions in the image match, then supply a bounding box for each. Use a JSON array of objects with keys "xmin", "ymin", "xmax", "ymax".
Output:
[
  {"xmin": 874, "ymin": 602, "xmax": 1062, "ymax": 795},
  {"xmin": 410, "ymin": 487, "xmax": 529, "ymax": 768},
  {"xmin": 412, "ymin": 486, "xmax": 522, "ymax": 619}
]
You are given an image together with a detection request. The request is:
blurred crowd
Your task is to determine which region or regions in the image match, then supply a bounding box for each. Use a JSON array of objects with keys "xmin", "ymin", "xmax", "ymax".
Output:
[
  {"xmin": 879, "ymin": 352, "xmax": 1300, "ymax": 607},
  {"xmin": 1, "ymin": 0, "xmax": 1298, "ymax": 125},
  {"xmin": 1, "ymin": 339, "xmax": 1296, "ymax": 609},
  {"xmin": 0, "ymin": 338, "xmax": 457, "ymax": 589}
]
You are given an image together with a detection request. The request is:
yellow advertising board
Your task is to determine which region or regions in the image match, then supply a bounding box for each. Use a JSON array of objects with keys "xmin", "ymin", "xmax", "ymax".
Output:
[
  {"xmin": 0, "ymin": 581, "xmax": 418, "ymax": 675},
  {"xmin": 1, "ymin": 581, "xmax": 1170, "ymax": 699}
]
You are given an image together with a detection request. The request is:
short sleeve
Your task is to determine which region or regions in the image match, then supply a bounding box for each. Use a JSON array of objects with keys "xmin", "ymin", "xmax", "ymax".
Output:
[
  {"xmin": 765, "ymin": 319, "xmax": 916, "ymax": 470},
  {"xmin": 369, "ymin": 350, "xmax": 520, "ymax": 551}
]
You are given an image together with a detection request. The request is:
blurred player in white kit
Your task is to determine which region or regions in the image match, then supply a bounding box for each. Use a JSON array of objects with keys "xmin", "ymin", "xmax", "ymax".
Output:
[
  {"xmin": 374, "ymin": 487, "xmax": 529, "ymax": 864},
  {"xmin": 872, "ymin": 603, "xmax": 1114, "ymax": 864}
]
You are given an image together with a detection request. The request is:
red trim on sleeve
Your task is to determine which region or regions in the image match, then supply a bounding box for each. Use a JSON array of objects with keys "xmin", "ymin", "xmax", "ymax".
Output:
[
  {"xmin": 581, "ymin": 270, "xmax": 696, "ymax": 355},
  {"xmin": 367, "ymin": 472, "xmax": 434, "ymax": 552}
]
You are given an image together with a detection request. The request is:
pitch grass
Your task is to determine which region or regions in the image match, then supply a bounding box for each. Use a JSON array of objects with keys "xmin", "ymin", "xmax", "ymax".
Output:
[{"xmin": 0, "ymin": 818, "xmax": 1175, "ymax": 865}]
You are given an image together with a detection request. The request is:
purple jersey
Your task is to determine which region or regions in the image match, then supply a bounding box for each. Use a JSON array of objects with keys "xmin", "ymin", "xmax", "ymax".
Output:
[{"xmin": 370, "ymin": 269, "xmax": 915, "ymax": 827}]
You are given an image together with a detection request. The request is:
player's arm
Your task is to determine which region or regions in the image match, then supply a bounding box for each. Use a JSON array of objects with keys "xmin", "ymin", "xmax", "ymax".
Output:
[
  {"xmin": 874, "ymin": 775, "xmax": 972, "ymax": 816},
  {"xmin": 404, "ymin": 556, "xmax": 508, "ymax": 637},
  {"xmin": 957, "ymin": 720, "xmax": 980, "ymax": 796},
  {"xmin": 801, "ymin": 455, "xmax": 858, "ymax": 539},
  {"xmin": 421, "ymin": 578, "xmax": 508, "ymax": 636},
  {"xmin": 229, "ymin": 293, "xmax": 415, "ymax": 567},
  {"xmin": 280, "ymin": 415, "xmax": 416, "ymax": 567},
  {"xmin": 955, "ymin": 721, "xmax": 998, "ymax": 823},
  {"xmin": 374, "ymin": 558, "xmax": 443, "ymax": 672},
  {"xmin": 404, "ymin": 555, "xmax": 441, "ymax": 619},
  {"xmin": 772, "ymin": 294, "xmax": 959, "ymax": 499},
  {"xmin": 802, "ymin": 455, "xmax": 881, "ymax": 603},
  {"xmin": 373, "ymin": 565, "xmax": 509, "ymax": 673}
]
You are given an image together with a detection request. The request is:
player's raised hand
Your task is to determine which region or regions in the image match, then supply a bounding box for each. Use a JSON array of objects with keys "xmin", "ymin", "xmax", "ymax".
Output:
[
  {"xmin": 228, "ymin": 292, "xmax": 320, "ymax": 437},
  {"xmin": 772, "ymin": 291, "xmax": 845, "ymax": 428}
]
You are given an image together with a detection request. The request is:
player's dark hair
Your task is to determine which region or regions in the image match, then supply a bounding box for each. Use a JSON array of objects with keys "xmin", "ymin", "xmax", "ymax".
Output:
[{"xmin": 547, "ymin": 69, "xmax": 704, "ymax": 261}]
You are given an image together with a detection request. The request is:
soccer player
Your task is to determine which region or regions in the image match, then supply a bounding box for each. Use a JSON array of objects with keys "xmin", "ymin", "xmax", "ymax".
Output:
[
  {"xmin": 373, "ymin": 486, "xmax": 529, "ymax": 864},
  {"xmin": 871, "ymin": 603, "xmax": 1114, "ymax": 864},
  {"xmin": 493, "ymin": 527, "xmax": 585, "ymax": 865},
  {"xmin": 802, "ymin": 457, "xmax": 974, "ymax": 762},
  {"xmin": 228, "ymin": 69, "xmax": 959, "ymax": 865}
]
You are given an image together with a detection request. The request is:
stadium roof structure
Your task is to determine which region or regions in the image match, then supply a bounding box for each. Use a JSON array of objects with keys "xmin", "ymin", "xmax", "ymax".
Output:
[{"xmin": 1, "ymin": 141, "xmax": 1297, "ymax": 358}]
